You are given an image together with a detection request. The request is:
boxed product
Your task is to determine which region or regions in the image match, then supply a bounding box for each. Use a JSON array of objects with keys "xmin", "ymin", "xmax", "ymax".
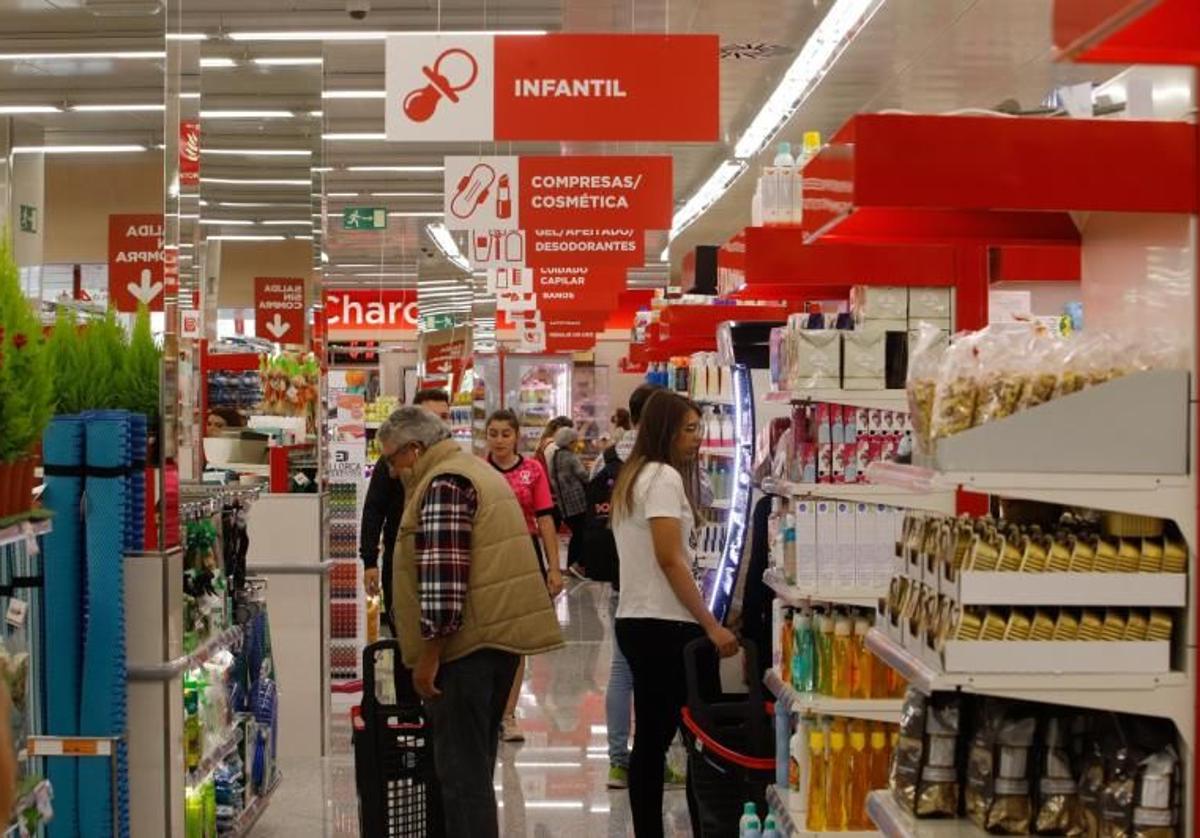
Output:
[
  {"xmin": 818, "ymin": 443, "xmax": 834, "ymax": 484},
  {"xmin": 830, "ymin": 404, "xmax": 845, "ymax": 445},
  {"xmin": 842, "ymin": 443, "xmax": 859, "ymax": 483},
  {"xmin": 795, "ymin": 501, "xmax": 818, "ymax": 588},
  {"xmin": 851, "ymin": 285, "xmax": 908, "ymax": 325},
  {"xmin": 791, "ymin": 330, "xmax": 841, "ymax": 389},
  {"xmin": 817, "ymin": 501, "xmax": 837, "ymax": 592},
  {"xmin": 854, "ymin": 503, "xmax": 874, "ymax": 589},
  {"xmin": 836, "ymin": 502, "xmax": 857, "ymax": 589},
  {"xmin": 843, "ymin": 329, "xmax": 887, "ymax": 390},
  {"xmin": 908, "ymin": 287, "xmax": 953, "ymax": 320}
]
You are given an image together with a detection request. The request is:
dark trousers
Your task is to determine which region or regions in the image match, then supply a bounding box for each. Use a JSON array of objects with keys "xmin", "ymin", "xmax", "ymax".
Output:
[
  {"xmin": 616, "ymin": 618, "xmax": 705, "ymax": 837},
  {"xmin": 564, "ymin": 512, "xmax": 587, "ymax": 571},
  {"xmin": 423, "ymin": 649, "xmax": 520, "ymax": 838}
]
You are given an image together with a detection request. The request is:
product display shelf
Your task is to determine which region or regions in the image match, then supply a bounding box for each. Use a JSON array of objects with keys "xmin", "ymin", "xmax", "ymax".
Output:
[
  {"xmin": 866, "ymin": 790, "xmax": 997, "ymax": 838},
  {"xmin": 760, "ymin": 478, "xmax": 956, "ymax": 516},
  {"xmin": 222, "ymin": 771, "xmax": 282, "ymax": 838},
  {"xmin": 186, "ymin": 726, "xmax": 243, "ymax": 788},
  {"xmin": 864, "ymin": 628, "xmax": 1194, "ymax": 749},
  {"xmin": 766, "ymin": 783, "xmax": 878, "ymax": 837},
  {"xmin": 765, "ymin": 669, "xmax": 903, "ymax": 723},
  {"xmin": 0, "ymin": 517, "xmax": 52, "ymax": 550},
  {"xmin": 765, "ymin": 390, "xmax": 908, "ymax": 410},
  {"xmin": 764, "ymin": 568, "xmax": 883, "ymax": 609},
  {"xmin": 700, "ymin": 446, "xmax": 738, "ymax": 457},
  {"xmin": 179, "ymin": 625, "xmax": 244, "ymax": 676},
  {"xmin": 4, "ymin": 779, "xmax": 53, "ymax": 838}
]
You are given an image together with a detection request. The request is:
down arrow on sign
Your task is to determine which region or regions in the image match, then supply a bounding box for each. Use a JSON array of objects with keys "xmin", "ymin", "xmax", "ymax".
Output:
[
  {"xmin": 127, "ymin": 268, "xmax": 163, "ymax": 305},
  {"xmin": 264, "ymin": 313, "xmax": 292, "ymax": 340}
]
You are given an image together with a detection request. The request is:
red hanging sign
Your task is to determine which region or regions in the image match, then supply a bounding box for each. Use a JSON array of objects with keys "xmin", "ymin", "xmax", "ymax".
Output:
[
  {"xmin": 255, "ymin": 277, "xmax": 306, "ymax": 344},
  {"xmin": 323, "ymin": 289, "xmax": 419, "ymax": 334},
  {"xmin": 179, "ymin": 120, "xmax": 200, "ymax": 187},
  {"xmin": 385, "ymin": 33, "xmax": 719, "ymax": 143},
  {"xmin": 107, "ymin": 213, "xmax": 164, "ymax": 312},
  {"xmin": 525, "ymin": 228, "xmax": 645, "ymax": 267},
  {"xmin": 534, "ymin": 265, "xmax": 623, "ymax": 311}
]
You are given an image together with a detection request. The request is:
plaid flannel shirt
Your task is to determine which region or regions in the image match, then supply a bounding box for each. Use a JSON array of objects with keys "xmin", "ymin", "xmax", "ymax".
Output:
[{"xmin": 415, "ymin": 474, "xmax": 478, "ymax": 639}]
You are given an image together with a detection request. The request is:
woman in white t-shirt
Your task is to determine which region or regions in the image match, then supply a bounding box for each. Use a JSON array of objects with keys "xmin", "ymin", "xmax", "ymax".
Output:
[{"xmin": 611, "ymin": 390, "xmax": 739, "ymax": 837}]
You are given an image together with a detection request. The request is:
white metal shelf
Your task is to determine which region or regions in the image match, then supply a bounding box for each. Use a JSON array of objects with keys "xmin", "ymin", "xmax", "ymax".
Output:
[
  {"xmin": 955, "ymin": 570, "xmax": 1187, "ymax": 608},
  {"xmin": 187, "ymin": 726, "xmax": 244, "ymax": 788},
  {"xmin": 867, "ymin": 790, "xmax": 991, "ymax": 838},
  {"xmin": 767, "ymin": 783, "xmax": 878, "ymax": 837},
  {"xmin": 765, "ymin": 669, "xmax": 903, "ymax": 723},
  {"xmin": 760, "ymin": 478, "xmax": 956, "ymax": 515},
  {"xmin": 764, "ymin": 568, "xmax": 885, "ymax": 609},
  {"xmin": 700, "ymin": 446, "xmax": 739, "ymax": 457},
  {"xmin": 765, "ymin": 389, "xmax": 908, "ymax": 410},
  {"xmin": 865, "ymin": 628, "xmax": 1193, "ymax": 749}
]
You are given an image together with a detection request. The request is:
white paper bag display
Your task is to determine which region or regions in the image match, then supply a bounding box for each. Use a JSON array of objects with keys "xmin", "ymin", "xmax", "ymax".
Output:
[
  {"xmin": 851, "ymin": 285, "xmax": 907, "ymax": 323},
  {"xmin": 791, "ymin": 330, "xmax": 840, "ymax": 389},
  {"xmin": 842, "ymin": 329, "xmax": 886, "ymax": 390},
  {"xmin": 909, "ymin": 287, "xmax": 953, "ymax": 319}
]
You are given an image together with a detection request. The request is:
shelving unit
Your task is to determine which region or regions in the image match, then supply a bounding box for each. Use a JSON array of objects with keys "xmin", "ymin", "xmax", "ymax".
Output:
[
  {"xmin": 761, "ymin": 477, "xmax": 956, "ymax": 516},
  {"xmin": 867, "ymin": 790, "xmax": 990, "ymax": 838},
  {"xmin": 0, "ymin": 517, "xmax": 51, "ymax": 549},
  {"xmin": 765, "ymin": 783, "xmax": 878, "ymax": 838},
  {"xmin": 222, "ymin": 772, "xmax": 282, "ymax": 838},
  {"xmin": 765, "ymin": 669, "xmax": 903, "ymax": 723},
  {"xmin": 186, "ymin": 727, "xmax": 243, "ymax": 788},
  {"xmin": 764, "ymin": 567, "xmax": 883, "ymax": 609},
  {"xmin": 765, "ymin": 390, "xmax": 908, "ymax": 410}
]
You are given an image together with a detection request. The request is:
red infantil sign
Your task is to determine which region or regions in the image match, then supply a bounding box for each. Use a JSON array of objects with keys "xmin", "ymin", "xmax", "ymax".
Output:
[
  {"xmin": 108, "ymin": 213, "xmax": 164, "ymax": 312},
  {"xmin": 180, "ymin": 120, "xmax": 200, "ymax": 187},
  {"xmin": 534, "ymin": 266, "xmax": 623, "ymax": 311},
  {"xmin": 385, "ymin": 34, "xmax": 718, "ymax": 143},
  {"xmin": 255, "ymin": 277, "xmax": 306, "ymax": 344},
  {"xmin": 444, "ymin": 155, "xmax": 671, "ymax": 231},
  {"xmin": 525, "ymin": 228, "xmax": 644, "ymax": 268},
  {"xmin": 323, "ymin": 289, "xmax": 419, "ymax": 334}
]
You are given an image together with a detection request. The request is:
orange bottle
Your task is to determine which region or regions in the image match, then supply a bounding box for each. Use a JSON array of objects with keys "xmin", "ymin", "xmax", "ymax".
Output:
[
  {"xmin": 826, "ymin": 722, "xmax": 849, "ymax": 831},
  {"xmin": 852, "ymin": 616, "xmax": 872, "ymax": 699},
  {"xmin": 848, "ymin": 728, "xmax": 872, "ymax": 829},
  {"xmin": 869, "ymin": 725, "xmax": 891, "ymax": 791},
  {"xmin": 806, "ymin": 729, "xmax": 827, "ymax": 831}
]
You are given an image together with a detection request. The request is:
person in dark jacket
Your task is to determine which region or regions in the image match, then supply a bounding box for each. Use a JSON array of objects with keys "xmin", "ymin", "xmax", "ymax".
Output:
[{"xmin": 360, "ymin": 388, "xmax": 449, "ymax": 631}]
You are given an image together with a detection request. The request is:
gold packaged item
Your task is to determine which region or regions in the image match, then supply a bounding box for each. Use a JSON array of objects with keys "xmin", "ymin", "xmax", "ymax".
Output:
[
  {"xmin": 1031, "ymin": 610, "xmax": 1057, "ymax": 641},
  {"xmin": 975, "ymin": 371, "xmax": 1025, "ymax": 425},
  {"xmin": 956, "ymin": 610, "xmax": 983, "ymax": 641},
  {"xmin": 1004, "ymin": 610, "xmax": 1032, "ymax": 641},
  {"xmin": 998, "ymin": 531, "xmax": 1024, "ymax": 572},
  {"xmin": 1020, "ymin": 536, "xmax": 1049, "ymax": 573},
  {"xmin": 1124, "ymin": 611, "xmax": 1149, "ymax": 642},
  {"xmin": 1101, "ymin": 610, "xmax": 1128, "ymax": 642},
  {"xmin": 1161, "ymin": 540, "xmax": 1186, "ymax": 574},
  {"xmin": 1053, "ymin": 611, "xmax": 1080, "ymax": 641},
  {"xmin": 1019, "ymin": 371, "xmax": 1058, "ymax": 410},
  {"xmin": 932, "ymin": 376, "xmax": 979, "ymax": 439},
  {"xmin": 890, "ymin": 691, "xmax": 929, "ymax": 813},
  {"xmin": 1094, "ymin": 537, "xmax": 1119, "ymax": 573},
  {"xmin": 1047, "ymin": 537, "xmax": 1073, "ymax": 572},
  {"xmin": 1078, "ymin": 610, "xmax": 1104, "ymax": 641},
  {"xmin": 1139, "ymin": 539, "xmax": 1163, "ymax": 573},
  {"xmin": 1116, "ymin": 539, "xmax": 1141, "ymax": 573},
  {"xmin": 915, "ymin": 695, "xmax": 962, "ymax": 817},
  {"xmin": 981, "ymin": 610, "xmax": 1008, "ymax": 641},
  {"xmin": 1131, "ymin": 747, "xmax": 1178, "ymax": 838},
  {"xmin": 1034, "ymin": 717, "xmax": 1086, "ymax": 836},
  {"xmin": 1069, "ymin": 536, "xmax": 1097, "ymax": 572},
  {"xmin": 968, "ymin": 530, "xmax": 1001, "ymax": 572},
  {"xmin": 1145, "ymin": 611, "xmax": 1173, "ymax": 642}
]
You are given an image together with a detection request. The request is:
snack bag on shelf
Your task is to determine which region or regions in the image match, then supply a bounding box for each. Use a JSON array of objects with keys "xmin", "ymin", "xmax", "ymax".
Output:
[
  {"xmin": 1032, "ymin": 716, "xmax": 1086, "ymax": 836},
  {"xmin": 973, "ymin": 327, "xmax": 1036, "ymax": 426},
  {"xmin": 905, "ymin": 322, "xmax": 950, "ymax": 453},
  {"xmin": 1015, "ymin": 329, "xmax": 1068, "ymax": 412},
  {"xmin": 930, "ymin": 329, "xmax": 986, "ymax": 441},
  {"xmin": 965, "ymin": 700, "xmax": 1037, "ymax": 834}
]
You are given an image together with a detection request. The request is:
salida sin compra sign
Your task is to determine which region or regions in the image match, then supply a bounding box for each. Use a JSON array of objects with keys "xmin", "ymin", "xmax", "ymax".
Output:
[
  {"xmin": 254, "ymin": 277, "xmax": 305, "ymax": 344},
  {"xmin": 385, "ymin": 33, "xmax": 718, "ymax": 143},
  {"xmin": 108, "ymin": 213, "xmax": 165, "ymax": 313}
]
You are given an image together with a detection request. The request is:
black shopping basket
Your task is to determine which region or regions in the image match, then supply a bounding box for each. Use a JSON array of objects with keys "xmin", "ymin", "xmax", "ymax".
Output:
[
  {"xmin": 679, "ymin": 637, "xmax": 776, "ymax": 838},
  {"xmin": 352, "ymin": 639, "xmax": 445, "ymax": 837}
]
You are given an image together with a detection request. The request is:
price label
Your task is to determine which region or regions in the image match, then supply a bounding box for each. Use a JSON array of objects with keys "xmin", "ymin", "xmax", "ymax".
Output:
[{"xmin": 6, "ymin": 598, "xmax": 27, "ymax": 629}]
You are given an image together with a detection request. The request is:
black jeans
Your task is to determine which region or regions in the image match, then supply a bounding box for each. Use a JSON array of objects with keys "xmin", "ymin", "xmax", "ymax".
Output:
[
  {"xmin": 616, "ymin": 618, "xmax": 706, "ymax": 837},
  {"xmin": 564, "ymin": 512, "xmax": 587, "ymax": 571},
  {"xmin": 423, "ymin": 648, "xmax": 520, "ymax": 838}
]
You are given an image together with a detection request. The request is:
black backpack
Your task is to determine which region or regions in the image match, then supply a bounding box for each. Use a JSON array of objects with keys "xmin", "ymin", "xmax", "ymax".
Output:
[{"xmin": 581, "ymin": 446, "xmax": 622, "ymax": 585}]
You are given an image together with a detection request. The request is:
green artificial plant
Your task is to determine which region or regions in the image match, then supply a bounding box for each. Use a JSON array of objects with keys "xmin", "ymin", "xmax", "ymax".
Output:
[
  {"xmin": 78, "ymin": 309, "xmax": 129, "ymax": 411},
  {"xmin": 124, "ymin": 304, "xmax": 161, "ymax": 422},
  {"xmin": 47, "ymin": 306, "xmax": 88, "ymax": 416},
  {"xmin": 0, "ymin": 234, "xmax": 52, "ymax": 463}
]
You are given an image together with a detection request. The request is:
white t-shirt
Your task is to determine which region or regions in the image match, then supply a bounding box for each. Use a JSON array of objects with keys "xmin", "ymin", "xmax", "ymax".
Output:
[{"xmin": 614, "ymin": 462, "xmax": 699, "ymax": 624}]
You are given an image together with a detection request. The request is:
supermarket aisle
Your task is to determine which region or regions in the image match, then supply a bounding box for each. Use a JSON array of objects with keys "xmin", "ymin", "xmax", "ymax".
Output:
[{"xmin": 252, "ymin": 581, "xmax": 694, "ymax": 837}]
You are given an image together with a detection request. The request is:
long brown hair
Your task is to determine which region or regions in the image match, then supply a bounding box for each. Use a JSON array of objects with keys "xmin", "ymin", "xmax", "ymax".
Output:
[{"xmin": 611, "ymin": 391, "xmax": 702, "ymax": 525}]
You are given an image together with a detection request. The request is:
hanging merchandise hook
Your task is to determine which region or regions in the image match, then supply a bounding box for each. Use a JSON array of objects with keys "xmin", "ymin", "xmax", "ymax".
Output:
[{"xmin": 403, "ymin": 48, "xmax": 480, "ymax": 123}]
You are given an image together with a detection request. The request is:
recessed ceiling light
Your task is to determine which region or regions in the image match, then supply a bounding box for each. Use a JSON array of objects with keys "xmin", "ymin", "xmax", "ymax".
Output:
[
  {"xmin": 12, "ymin": 144, "xmax": 148, "ymax": 154},
  {"xmin": 370, "ymin": 191, "xmax": 443, "ymax": 197},
  {"xmin": 203, "ymin": 148, "xmax": 312, "ymax": 157},
  {"xmin": 228, "ymin": 29, "xmax": 546, "ymax": 42},
  {"xmin": 166, "ymin": 33, "xmax": 209, "ymax": 42},
  {"xmin": 0, "ymin": 105, "xmax": 61, "ymax": 114},
  {"xmin": 325, "ymin": 192, "xmax": 359, "ymax": 197},
  {"xmin": 71, "ymin": 103, "xmax": 164, "ymax": 112},
  {"xmin": 253, "ymin": 57, "xmax": 324, "ymax": 66},
  {"xmin": 322, "ymin": 90, "xmax": 385, "ymax": 99},
  {"xmin": 200, "ymin": 109, "xmax": 294, "ymax": 119},
  {"xmin": 388, "ymin": 211, "xmax": 442, "ymax": 217},
  {"xmin": 261, "ymin": 220, "xmax": 314, "ymax": 226},
  {"xmin": 199, "ymin": 57, "xmax": 237, "ymax": 68}
]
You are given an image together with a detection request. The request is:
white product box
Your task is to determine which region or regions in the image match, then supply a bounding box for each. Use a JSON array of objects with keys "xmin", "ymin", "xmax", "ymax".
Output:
[
  {"xmin": 792, "ymin": 330, "xmax": 840, "ymax": 388},
  {"xmin": 851, "ymin": 285, "xmax": 908, "ymax": 322},
  {"xmin": 908, "ymin": 317, "xmax": 953, "ymax": 334},
  {"xmin": 794, "ymin": 501, "xmax": 818, "ymax": 589},
  {"xmin": 842, "ymin": 330, "xmax": 886, "ymax": 390},
  {"xmin": 872, "ymin": 504, "xmax": 897, "ymax": 587},
  {"xmin": 816, "ymin": 501, "xmax": 838, "ymax": 592},
  {"xmin": 854, "ymin": 503, "xmax": 874, "ymax": 589},
  {"xmin": 909, "ymin": 287, "xmax": 953, "ymax": 319},
  {"xmin": 835, "ymin": 502, "xmax": 857, "ymax": 590}
]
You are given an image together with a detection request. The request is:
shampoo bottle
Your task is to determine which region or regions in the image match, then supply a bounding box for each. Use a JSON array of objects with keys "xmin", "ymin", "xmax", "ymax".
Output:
[
  {"xmin": 739, "ymin": 802, "xmax": 762, "ymax": 837},
  {"xmin": 805, "ymin": 729, "xmax": 827, "ymax": 831}
]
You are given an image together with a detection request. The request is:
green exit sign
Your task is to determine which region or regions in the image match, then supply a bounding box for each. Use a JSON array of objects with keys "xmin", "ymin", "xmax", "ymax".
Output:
[
  {"xmin": 423, "ymin": 314, "xmax": 455, "ymax": 331},
  {"xmin": 18, "ymin": 205, "xmax": 36, "ymax": 234},
  {"xmin": 342, "ymin": 207, "xmax": 387, "ymax": 231}
]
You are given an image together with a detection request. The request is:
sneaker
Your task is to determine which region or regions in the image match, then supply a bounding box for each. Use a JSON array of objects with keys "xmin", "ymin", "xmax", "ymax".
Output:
[
  {"xmin": 501, "ymin": 715, "xmax": 525, "ymax": 743},
  {"xmin": 664, "ymin": 766, "xmax": 687, "ymax": 789},
  {"xmin": 606, "ymin": 765, "xmax": 629, "ymax": 789}
]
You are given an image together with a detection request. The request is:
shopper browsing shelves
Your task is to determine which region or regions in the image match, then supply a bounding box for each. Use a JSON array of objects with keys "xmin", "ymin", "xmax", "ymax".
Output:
[
  {"xmin": 548, "ymin": 425, "xmax": 591, "ymax": 579},
  {"xmin": 483, "ymin": 408, "xmax": 564, "ymax": 743},
  {"xmin": 612, "ymin": 391, "xmax": 739, "ymax": 837},
  {"xmin": 388, "ymin": 406, "xmax": 564, "ymax": 838}
]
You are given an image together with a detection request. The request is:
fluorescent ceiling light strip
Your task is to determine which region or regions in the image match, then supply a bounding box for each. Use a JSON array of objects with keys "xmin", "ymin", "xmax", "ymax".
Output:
[
  {"xmin": 323, "ymin": 132, "xmax": 386, "ymax": 141},
  {"xmin": 347, "ymin": 165, "xmax": 443, "ymax": 173},
  {"xmin": 71, "ymin": 103, "xmax": 164, "ymax": 112},
  {"xmin": 209, "ymin": 234, "xmax": 285, "ymax": 241},
  {"xmin": 12, "ymin": 144, "xmax": 147, "ymax": 154},
  {"xmin": 180, "ymin": 92, "xmax": 201, "ymax": 100},
  {"xmin": 202, "ymin": 177, "xmax": 311, "ymax": 185},
  {"xmin": 229, "ymin": 29, "xmax": 545, "ymax": 42},
  {"xmin": 322, "ymin": 89, "xmax": 385, "ymax": 99},
  {"xmin": 326, "ymin": 192, "xmax": 359, "ymax": 197},
  {"xmin": 0, "ymin": 50, "xmax": 165, "ymax": 60},
  {"xmin": 669, "ymin": 160, "xmax": 746, "ymax": 239},
  {"xmin": 253, "ymin": 57, "xmax": 324, "ymax": 66},
  {"xmin": 734, "ymin": 0, "xmax": 883, "ymax": 159},
  {"xmin": 293, "ymin": 235, "xmax": 313, "ymax": 239},
  {"xmin": 166, "ymin": 33, "xmax": 208, "ymax": 42},
  {"xmin": 201, "ymin": 109, "xmax": 294, "ymax": 119},
  {"xmin": 0, "ymin": 105, "xmax": 60, "ymax": 114},
  {"xmin": 261, "ymin": 220, "xmax": 314, "ymax": 226},
  {"xmin": 203, "ymin": 148, "xmax": 311, "ymax": 157},
  {"xmin": 426, "ymin": 223, "xmax": 470, "ymax": 272},
  {"xmin": 199, "ymin": 218, "xmax": 254, "ymax": 225},
  {"xmin": 371, "ymin": 191, "xmax": 443, "ymax": 197},
  {"xmin": 199, "ymin": 57, "xmax": 237, "ymax": 68},
  {"xmin": 220, "ymin": 201, "xmax": 312, "ymax": 208},
  {"xmin": 388, "ymin": 211, "xmax": 442, "ymax": 218},
  {"xmin": 309, "ymin": 110, "xmax": 324, "ymax": 117}
]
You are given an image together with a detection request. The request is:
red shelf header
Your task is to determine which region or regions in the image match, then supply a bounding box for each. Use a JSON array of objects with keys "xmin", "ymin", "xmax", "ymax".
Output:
[{"xmin": 1055, "ymin": 0, "xmax": 1199, "ymax": 64}]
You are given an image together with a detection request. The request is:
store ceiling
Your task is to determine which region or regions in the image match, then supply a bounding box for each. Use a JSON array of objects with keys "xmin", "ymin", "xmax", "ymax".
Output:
[{"xmin": 0, "ymin": 0, "xmax": 1119, "ymax": 315}]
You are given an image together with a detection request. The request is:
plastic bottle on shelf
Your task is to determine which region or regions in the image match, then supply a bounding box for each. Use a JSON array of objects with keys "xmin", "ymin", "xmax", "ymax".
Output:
[
  {"xmin": 805, "ymin": 728, "xmax": 827, "ymax": 831},
  {"xmin": 775, "ymin": 700, "xmax": 791, "ymax": 789},
  {"xmin": 720, "ymin": 364, "xmax": 734, "ymax": 400},
  {"xmin": 832, "ymin": 615, "xmax": 854, "ymax": 699},
  {"xmin": 868, "ymin": 725, "xmax": 891, "ymax": 794},
  {"xmin": 851, "ymin": 615, "xmax": 872, "ymax": 699},
  {"xmin": 826, "ymin": 721, "xmax": 849, "ymax": 831},
  {"xmin": 705, "ymin": 408, "xmax": 720, "ymax": 448},
  {"xmin": 816, "ymin": 613, "xmax": 835, "ymax": 695},
  {"xmin": 848, "ymin": 726, "xmax": 872, "ymax": 829},
  {"xmin": 793, "ymin": 131, "xmax": 822, "ymax": 225},
  {"xmin": 792, "ymin": 610, "xmax": 816, "ymax": 693},
  {"xmin": 789, "ymin": 721, "xmax": 805, "ymax": 794},
  {"xmin": 772, "ymin": 142, "xmax": 795, "ymax": 227},
  {"xmin": 779, "ymin": 608, "xmax": 794, "ymax": 685},
  {"xmin": 871, "ymin": 650, "xmax": 891, "ymax": 700},
  {"xmin": 762, "ymin": 814, "xmax": 781, "ymax": 838},
  {"xmin": 738, "ymin": 802, "xmax": 762, "ymax": 837}
]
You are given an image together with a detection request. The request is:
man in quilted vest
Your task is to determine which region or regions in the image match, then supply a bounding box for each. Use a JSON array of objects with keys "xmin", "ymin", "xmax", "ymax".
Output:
[{"xmin": 387, "ymin": 407, "xmax": 564, "ymax": 837}]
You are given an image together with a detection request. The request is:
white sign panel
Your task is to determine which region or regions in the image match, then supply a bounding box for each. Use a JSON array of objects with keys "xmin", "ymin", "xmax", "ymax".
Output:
[
  {"xmin": 385, "ymin": 35, "xmax": 494, "ymax": 143},
  {"xmin": 444, "ymin": 155, "xmax": 518, "ymax": 231}
]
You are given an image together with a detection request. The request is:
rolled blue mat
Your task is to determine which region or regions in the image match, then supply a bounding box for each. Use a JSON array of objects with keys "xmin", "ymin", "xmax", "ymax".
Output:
[
  {"xmin": 81, "ymin": 411, "xmax": 130, "ymax": 838},
  {"xmin": 127, "ymin": 413, "xmax": 146, "ymax": 554},
  {"xmin": 42, "ymin": 415, "xmax": 85, "ymax": 838}
]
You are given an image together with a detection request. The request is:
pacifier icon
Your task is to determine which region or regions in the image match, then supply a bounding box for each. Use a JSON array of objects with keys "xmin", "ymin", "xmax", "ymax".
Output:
[{"xmin": 403, "ymin": 48, "xmax": 480, "ymax": 123}]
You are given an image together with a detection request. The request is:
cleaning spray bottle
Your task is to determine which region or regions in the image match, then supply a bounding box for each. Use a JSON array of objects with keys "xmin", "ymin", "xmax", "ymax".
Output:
[{"xmin": 739, "ymin": 802, "xmax": 762, "ymax": 837}]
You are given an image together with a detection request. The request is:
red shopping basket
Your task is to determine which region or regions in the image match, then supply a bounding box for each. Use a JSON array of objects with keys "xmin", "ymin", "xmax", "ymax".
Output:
[{"xmin": 351, "ymin": 640, "xmax": 445, "ymax": 837}]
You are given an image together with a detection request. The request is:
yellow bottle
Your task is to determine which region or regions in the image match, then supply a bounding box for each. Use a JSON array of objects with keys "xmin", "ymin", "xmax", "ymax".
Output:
[
  {"xmin": 827, "ymin": 723, "xmax": 849, "ymax": 831},
  {"xmin": 852, "ymin": 617, "xmax": 872, "ymax": 699},
  {"xmin": 848, "ymin": 728, "xmax": 872, "ymax": 829},
  {"xmin": 869, "ymin": 726, "xmax": 891, "ymax": 792},
  {"xmin": 806, "ymin": 729, "xmax": 827, "ymax": 831},
  {"xmin": 832, "ymin": 616, "xmax": 854, "ymax": 699}
]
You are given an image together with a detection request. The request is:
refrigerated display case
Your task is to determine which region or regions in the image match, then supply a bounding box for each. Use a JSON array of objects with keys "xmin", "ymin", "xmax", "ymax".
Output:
[
  {"xmin": 472, "ymin": 353, "xmax": 502, "ymax": 456},
  {"xmin": 572, "ymin": 365, "xmax": 610, "ymax": 470},
  {"xmin": 503, "ymin": 355, "xmax": 572, "ymax": 455}
]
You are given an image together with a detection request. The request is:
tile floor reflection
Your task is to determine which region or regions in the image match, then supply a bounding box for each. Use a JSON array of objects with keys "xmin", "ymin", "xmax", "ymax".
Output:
[{"xmin": 252, "ymin": 581, "xmax": 694, "ymax": 836}]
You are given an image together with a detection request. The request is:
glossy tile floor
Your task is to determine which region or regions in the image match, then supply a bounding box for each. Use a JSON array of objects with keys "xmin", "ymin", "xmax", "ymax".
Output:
[{"xmin": 252, "ymin": 580, "xmax": 695, "ymax": 837}]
